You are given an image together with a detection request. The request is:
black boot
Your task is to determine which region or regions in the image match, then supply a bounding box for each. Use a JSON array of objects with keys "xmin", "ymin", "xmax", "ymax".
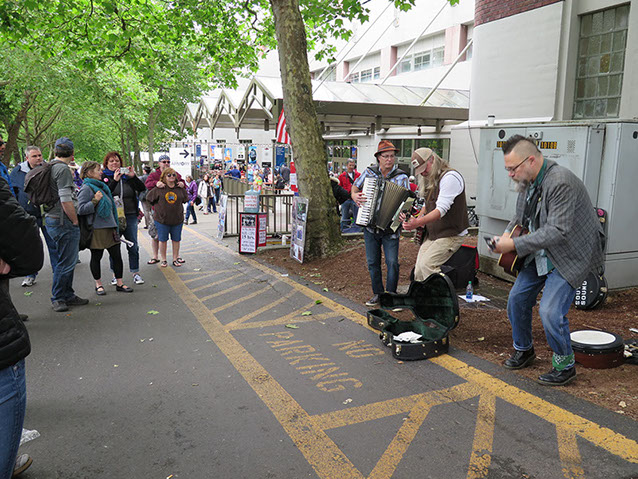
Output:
[{"xmin": 503, "ymin": 348, "xmax": 535, "ymax": 369}]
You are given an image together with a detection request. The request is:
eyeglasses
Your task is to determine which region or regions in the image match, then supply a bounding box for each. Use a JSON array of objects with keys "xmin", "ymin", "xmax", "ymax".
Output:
[
  {"xmin": 505, "ymin": 156, "xmax": 531, "ymax": 173},
  {"xmin": 166, "ymin": 173, "xmax": 176, "ymax": 177},
  {"xmin": 379, "ymin": 154, "xmax": 395, "ymax": 159},
  {"xmin": 160, "ymin": 160, "xmax": 170, "ymax": 164}
]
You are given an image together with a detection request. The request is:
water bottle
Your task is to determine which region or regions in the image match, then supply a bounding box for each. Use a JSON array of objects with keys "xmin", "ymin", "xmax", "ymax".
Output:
[{"xmin": 466, "ymin": 281, "xmax": 473, "ymax": 301}]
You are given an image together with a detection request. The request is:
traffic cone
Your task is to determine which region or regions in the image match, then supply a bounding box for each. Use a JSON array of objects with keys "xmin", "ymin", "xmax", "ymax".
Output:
[{"xmin": 290, "ymin": 160, "xmax": 298, "ymax": 195}]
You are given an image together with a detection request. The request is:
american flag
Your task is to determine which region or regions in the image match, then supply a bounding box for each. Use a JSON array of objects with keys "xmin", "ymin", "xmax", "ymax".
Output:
[{"xmin": 276, "ymin": 108, "xmax": 290, "ymax": 145}]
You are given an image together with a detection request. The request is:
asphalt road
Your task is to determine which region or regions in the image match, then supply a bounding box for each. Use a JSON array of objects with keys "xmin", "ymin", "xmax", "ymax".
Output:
[{"xmin": 10, "ymin": 213, "xmax": 638, "ymax": 479}]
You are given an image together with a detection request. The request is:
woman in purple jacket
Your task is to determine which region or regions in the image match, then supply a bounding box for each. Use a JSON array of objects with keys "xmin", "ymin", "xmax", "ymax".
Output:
[{"xmin": 184, "ymin": 176, "xmax": 198, "ymax": 225}]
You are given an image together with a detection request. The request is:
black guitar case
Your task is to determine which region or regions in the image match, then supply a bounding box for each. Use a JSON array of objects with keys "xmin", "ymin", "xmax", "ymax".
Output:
[
  {"xmin": 367, "ymin": 274, "xmax": 459, "ymax": 361},
  {"xmin": 574, "ymin": 208, "xmax": 608, "ymax": 310}
]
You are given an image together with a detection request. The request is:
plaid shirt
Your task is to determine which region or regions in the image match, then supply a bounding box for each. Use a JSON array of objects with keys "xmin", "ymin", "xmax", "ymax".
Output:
[{"xmin": 508, "ymin": 160, "xmax": 604, "ymax": 288}]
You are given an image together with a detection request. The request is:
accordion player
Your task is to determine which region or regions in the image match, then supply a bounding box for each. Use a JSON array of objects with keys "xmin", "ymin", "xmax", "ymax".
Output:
[{"xmin": 355, "ymin": 176, "xmax": 415, "ymax": 231}]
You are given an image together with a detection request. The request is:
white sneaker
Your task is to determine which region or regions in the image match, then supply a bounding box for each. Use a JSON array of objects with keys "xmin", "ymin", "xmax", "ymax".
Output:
[
  {"xmin": 13, "ymin": 453, "xmax": 33, "ymax": 476},
  {"xmin": 110, "ymin": 277, "xmax": 117, "ymax": 286},
  {"xmin": 133, "ymin": 274, "xmax": 145, "ymax": 285},
  {"xmin": 21, "ymin": 277, "xmax": 35, "ymax": 287}
]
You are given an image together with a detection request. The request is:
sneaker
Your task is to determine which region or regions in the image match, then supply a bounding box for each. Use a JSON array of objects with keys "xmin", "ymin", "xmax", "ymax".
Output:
[
  {"xmin": 13, "ymin": 453, "xmax": 33, "ymax": 476},
  {"xmin": 52, "ymin": 301, "xmax": 68, "ymax": 312},
  {"xmin": 503, "ymin": 348, "xmax": 536, "ymax": 370},
  {"xmin": 537, "ymin": 367, "xmax": 576, "ymax": 386},
  {"xmin": 66, "ymin": 295, "xmax": 89, "ymax": 306},
  {"xmin": 133, "ymin": 273, "xmax": 145, "ymax": 285},
  {"xmin": 365, "ymin": 294, "xmax": 380, "ymax": 307},
  {"xmin": 21, "ymin": 277, "xmax": 35, "ymax": 287},
  {"xmin": 110, "ymin": 277, "xmax": 118, "ymax": 286}
]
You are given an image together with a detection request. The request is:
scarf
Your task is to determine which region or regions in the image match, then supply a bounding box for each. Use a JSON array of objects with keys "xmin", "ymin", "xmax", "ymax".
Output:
[{"xmin": 83, "ymin": 178, "xmax": 118, "ymax": 223}]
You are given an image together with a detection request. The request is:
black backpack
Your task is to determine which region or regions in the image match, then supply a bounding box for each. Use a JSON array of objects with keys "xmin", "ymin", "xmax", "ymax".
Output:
[{"xmin": 24, "ymin": 160, "xmax": 63, "ymax": 208}]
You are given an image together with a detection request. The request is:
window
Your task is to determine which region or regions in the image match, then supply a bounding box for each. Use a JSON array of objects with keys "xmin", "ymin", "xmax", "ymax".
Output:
[
  {"xmin": 399, "ymin": 55, "xmax": 412, "ymax": 73},
  {"xmin": 239, "ymin": 139, "xmax": 253, "ymax": 144},
  {"xmin": 432, "ymin": 47, "xmax": 444, "ymax": 67},
  {"xmin": 414, "ymin": 51, "xmax": 431, "ymax": 70},
  {"xmin": 373, "ymin": 67, "xmax": 380, "ymax": 79},
  {"xmin": 573, "ymin": 5, "xmax": 629, "ymax": 119},
  {"xmin": 360, "ymin": 69, "xmax": 373, "ymax": 82},
  {"xmin": 350, "ymin": 72, "xmax": 360, "ymax": 83},
  {"xmin": 465, "ymin": 41, "xmax": 473, "ymax": 60}
]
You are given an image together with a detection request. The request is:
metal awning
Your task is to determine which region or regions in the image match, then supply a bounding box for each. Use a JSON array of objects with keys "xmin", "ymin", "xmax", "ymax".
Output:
[{"xmin": 181, "ymin": 75, "xmax": 469, "ymax": 134}]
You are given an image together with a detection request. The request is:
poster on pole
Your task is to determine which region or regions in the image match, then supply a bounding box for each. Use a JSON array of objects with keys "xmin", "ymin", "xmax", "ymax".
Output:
[
  {"xmin": 248, "ymin": 145, "xmax": 258, "ymax": 163},
  {"xmin": 237, "ymin": 145, "xmax": 246, "ymax": 160},
  {"xmin": 169, "ymin": 147, "xmax": 192, "ymax": 180},
  {"xmin": 290, "ymin": 196, "xmax": 308, "ymax": 263},
  {"xmin": 258, "ymin": 212, "xmax": 267, "ymax": 247},
  {"xmin": 262, "ymin": 145, "xmax": 273, "ymax": 166},
  {"xmin": 239, "ymin": 213, "xmax": 258, "ymax": 254},
  {"xmin": 224, "ymin": 147, "xmax": 233, "ymax": 162},
  {"xmin": 214, "ymin": 145, "xmax": 223, "ymax": 160},
  {"xmin": 217, "ymin": 194, "xmax": 228, "ymax": 240}
]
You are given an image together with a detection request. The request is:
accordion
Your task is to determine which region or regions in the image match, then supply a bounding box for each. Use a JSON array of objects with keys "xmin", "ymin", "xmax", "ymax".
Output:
[{"xmin": 355, "ymin": 177, "xmax": 414, "ymax": 231}]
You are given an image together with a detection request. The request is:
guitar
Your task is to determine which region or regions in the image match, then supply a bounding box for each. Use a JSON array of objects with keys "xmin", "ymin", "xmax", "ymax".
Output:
[{"xmin": 498, "ymin": 224, "xmax": 529, "ymax": 277}]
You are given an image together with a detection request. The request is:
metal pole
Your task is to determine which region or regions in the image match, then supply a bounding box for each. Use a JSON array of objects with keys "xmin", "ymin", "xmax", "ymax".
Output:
[
  {"xmin": 380, "ymin": 0, "xmax": 448, "ymax": 85},
  {"xmin": 419, "ymin": 38, "xmax": 473, "ymax": 106},
  {"xmin": 345, "ymin": 16, "xmax": 395, "ymax": 82}
]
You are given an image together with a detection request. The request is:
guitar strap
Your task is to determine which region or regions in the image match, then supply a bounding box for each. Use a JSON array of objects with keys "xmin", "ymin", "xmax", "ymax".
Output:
[{"xmin": 522, "ymin": 162, "xmax": 557, "ymax": 230}]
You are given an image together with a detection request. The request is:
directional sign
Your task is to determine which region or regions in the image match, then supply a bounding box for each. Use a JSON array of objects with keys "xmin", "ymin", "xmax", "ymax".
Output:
[{"xmin": 169, "ymin": 147, "xmax": 192, "ymax": 180}]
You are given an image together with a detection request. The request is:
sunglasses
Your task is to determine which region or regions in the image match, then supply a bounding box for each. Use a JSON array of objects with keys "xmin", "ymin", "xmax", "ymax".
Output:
[
  {"xmin": 160, "ymin": 160, "xmax": 170, "ymax": 164},
  {"xmin": 166, "ymin": 173, "xmax": 176, "ymax": 177}
]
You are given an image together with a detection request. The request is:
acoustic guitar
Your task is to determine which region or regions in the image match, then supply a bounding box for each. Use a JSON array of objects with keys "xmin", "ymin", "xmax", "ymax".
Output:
[{"xmin": 498, "ymin": 224, "xmax": 529, "ymax": 277}]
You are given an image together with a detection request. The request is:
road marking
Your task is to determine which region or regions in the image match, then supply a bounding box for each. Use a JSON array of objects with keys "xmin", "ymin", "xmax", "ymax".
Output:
[
  {"xmin": 557, "ymin": 426, "xmax": 585, "ymax": 479},
  {"xmin": 142, "ymin": 232, "xmax": 638, "ymax": 478},
  {"xmin": 211, "ymin": 283, "xmax": 281, "ymax": 314},
  {"xmin": 190, "ymin": 272, "xmax": 243, "ymax": 292},
  {"xmin": 181, "ymin": 269, "xmax": 235, "ymax": 283},
  {"xmin": 223, "ymin": 289, "xmax": 298, "ymax": 328},
  {"xmin": 199, "ymin": 281, "xmax": 246, "ymax": 302},
  {"xmin": 467, "ymin": 392, "xmax": 496, "ymax": 479}
]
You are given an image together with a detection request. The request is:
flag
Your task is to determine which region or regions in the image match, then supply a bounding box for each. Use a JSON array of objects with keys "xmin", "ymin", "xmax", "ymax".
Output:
[{"xmin": 276, "ymin": 108, "xmax": 290, "ymax": 145}]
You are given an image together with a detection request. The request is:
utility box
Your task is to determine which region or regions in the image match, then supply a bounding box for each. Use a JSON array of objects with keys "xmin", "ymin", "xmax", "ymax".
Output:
[{"xmin": 476, "ymin": 121, "xmax": 638, "ymax": 290}]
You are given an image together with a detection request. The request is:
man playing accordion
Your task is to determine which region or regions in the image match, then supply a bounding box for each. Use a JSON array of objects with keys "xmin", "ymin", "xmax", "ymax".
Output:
[{"xmin": 352, "ymin": 141, "xmax": 409, "ymax": 307}]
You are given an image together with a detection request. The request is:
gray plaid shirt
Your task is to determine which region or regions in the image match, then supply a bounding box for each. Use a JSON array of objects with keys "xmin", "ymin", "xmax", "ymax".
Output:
[{"xmin": 507, "ymin": 160, "xmax": 604, "ymax": 288}]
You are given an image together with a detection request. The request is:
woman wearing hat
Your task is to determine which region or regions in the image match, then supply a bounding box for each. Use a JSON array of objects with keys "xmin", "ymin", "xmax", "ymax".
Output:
[
  {"xmin": 401, "ymin": 148, "xmax": 469, "ymax": 281},
  {"xmin": 351, "ymin": 140, "xmax": 410, "ymax": 307}
]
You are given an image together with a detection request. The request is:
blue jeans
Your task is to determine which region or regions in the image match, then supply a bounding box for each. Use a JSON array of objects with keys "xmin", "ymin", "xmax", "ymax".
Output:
[
  {"xmin": 110, "ymin": 214, "xmax": 139, "ymax": 274},
  {"xmin": 340, "ymin": 199, "xmax": 358, "ymax": 231},
  {"xmin": 207, "ymin": 196, "xmax": 217, "ymax": 213},
  {"xmin": 185, "ymin": 202, "xmax": 197, "ymax": 223},
  {"xmin": 26, "ymin": 222, "xmax": 57, "ymax": 280},
  {"xmin": 507, "ymin": 261, "xmax": 576, "ymax": 356},
  {"xmin": 0, "ymin": 360, "xmax": 26, "ymax": 479},
  {"xmin": 45, "ymin": 216, "xmax": 80, "ymax": 303},
  {"xmin": 363, "ymin": 229, "xmax": 400, "ymax": 295}
]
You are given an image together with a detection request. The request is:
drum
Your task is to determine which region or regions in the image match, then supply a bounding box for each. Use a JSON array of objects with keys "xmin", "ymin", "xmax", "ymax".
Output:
[
  {"xmin": 570, "ymin": 330, "xmax": 624, "ymax": 369},
  {"xmin": 574, "ymin": 272, "xmax": 608, "ymax": 310}
]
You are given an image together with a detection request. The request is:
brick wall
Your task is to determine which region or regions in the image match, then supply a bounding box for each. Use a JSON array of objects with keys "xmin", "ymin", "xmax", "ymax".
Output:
[{"xmin": 475, "ymin": 0, "xmax": 563, "ymax": 26}]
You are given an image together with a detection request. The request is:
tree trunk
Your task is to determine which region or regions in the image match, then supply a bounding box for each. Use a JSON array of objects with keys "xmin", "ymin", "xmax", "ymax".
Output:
[
  {"xmin": 130, "ymin": 122, "xmax": 142, "ymax": 173},
  {"xmin": 269, "ymin": 0, "xmax": 342, "ymax": 259},
  {"xmin": 3, "ymin": 94, "xmax": 31, "ymax": 166},
  {"xmin": 147, "ymin": 104, "xmax": 157, "ymax": 166}
]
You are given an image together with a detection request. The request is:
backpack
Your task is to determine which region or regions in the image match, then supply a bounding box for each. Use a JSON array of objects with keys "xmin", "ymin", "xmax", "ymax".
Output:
[{"xmin": 24, "ymin": 160, "xmax": 63, "ymax": 208}]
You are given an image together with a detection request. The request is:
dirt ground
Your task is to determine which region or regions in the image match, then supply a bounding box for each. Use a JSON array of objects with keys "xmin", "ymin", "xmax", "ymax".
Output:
[{"xmin": 258, "ymin": 235, "xmax": 638, "ymax": 421}]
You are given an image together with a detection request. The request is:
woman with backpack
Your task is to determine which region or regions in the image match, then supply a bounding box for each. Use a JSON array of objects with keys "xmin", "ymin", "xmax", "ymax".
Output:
[
  {"xmin": 77, "ymin": 161, "xmax": 134, "ymax": 295},
  {"xmin": 101, "ymin": 151, "xmax": 146, "ymax": 285}
]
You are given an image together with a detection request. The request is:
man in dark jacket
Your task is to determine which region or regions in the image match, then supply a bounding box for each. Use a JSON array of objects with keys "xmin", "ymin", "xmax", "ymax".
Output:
[
  {"xmin": 9, "ymin": 146, "xmax": 58, "ymax": 287},
  {"xmin": 0, "ymin": 176, "xmax": 43, "ymax": 478}
]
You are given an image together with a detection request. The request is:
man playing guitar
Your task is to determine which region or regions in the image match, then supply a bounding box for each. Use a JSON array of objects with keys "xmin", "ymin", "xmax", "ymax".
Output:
[{"xmin": 490, "ymin": 135, "xmax": 604, "ymax": 386}]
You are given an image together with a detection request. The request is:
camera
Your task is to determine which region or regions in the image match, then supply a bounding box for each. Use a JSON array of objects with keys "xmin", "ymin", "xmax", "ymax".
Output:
[{"xmin": 119, "ymin": 167, "xmax": 130, "ymax": 175}]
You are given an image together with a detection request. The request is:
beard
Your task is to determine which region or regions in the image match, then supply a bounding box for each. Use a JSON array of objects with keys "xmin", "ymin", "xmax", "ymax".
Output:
[{"xmin": 514, "ymin": 178, "xmax": 530, "ymax": 193}]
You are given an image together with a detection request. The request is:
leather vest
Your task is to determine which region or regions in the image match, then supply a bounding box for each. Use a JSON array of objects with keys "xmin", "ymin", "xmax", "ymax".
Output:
[{"xmin": 425, "ymin": 170, "xmax": 469, "ymax": 240}]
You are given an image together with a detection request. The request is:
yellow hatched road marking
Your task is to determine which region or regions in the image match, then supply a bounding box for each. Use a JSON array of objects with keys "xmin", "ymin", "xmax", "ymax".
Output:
[
  {"xmin": 144, "ymin": 231, "xmax": 638, "ymax": 478},
  {"xmin": 467, "ymin": 393, "xmax": 496, "ymax": 479},
  {"xmin": 199, "ymin": 282, "xmax": 245, "ymax": 302},
  {"xmin": 210, "ymin": 283, "xmax": 279, "ymax": 314},
  {"xmin": 190, "ymin": 272, "xmax": 243, "ymax": 292},
  {"xmin": 223, "ymin": 289, "xmax": 299, "ymax": 328},
  {"xmin": 181, "ymin": 269, "xmax": 235, "ymax": 283},
  {"xmin": 557, "ymin": 426, "xmax": 585, "ymax": 479},
  {"xmin": 229, "ymin": 311, "xmax": 343, "ymax": 332}
]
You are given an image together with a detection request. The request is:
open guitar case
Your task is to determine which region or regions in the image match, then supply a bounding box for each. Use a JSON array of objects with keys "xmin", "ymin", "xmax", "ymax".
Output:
[{"xmin": 367, "ymin": 273, "xmax": 459, "ymax": 361}]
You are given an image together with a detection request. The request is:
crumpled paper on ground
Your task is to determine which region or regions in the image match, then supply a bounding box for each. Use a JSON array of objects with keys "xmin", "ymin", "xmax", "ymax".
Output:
[
  {"xmin": 20, "ymin": 428, "xmax": 40, "ymax": 446},
  {"xmin": 393, "ymin": 331, "xmax": 423, "ymax": 343}
]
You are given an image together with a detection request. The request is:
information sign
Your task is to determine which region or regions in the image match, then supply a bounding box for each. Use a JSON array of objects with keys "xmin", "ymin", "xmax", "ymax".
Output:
[
  {"xmin": 290, "ymin": 196, "xmax": 308, "ymax": 263},
  {"xmin": 258, "ymin": 212, "xmax": 267, "ymax": 247},
  {"xmin": 169, "ymin": 147, "xmax": 191, "ymax": 180},
  {"xmin": 239, "ymin": 213, "xmax": 258, "ymax": 254},
  {"xmin": 217, "ymin": 194, "xmax": 228, "ymax": 240}
]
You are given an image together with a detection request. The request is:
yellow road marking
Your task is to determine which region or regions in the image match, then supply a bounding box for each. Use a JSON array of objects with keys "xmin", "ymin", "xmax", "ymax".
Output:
[
  {"xmin": 467, "ymin": 393, "xmax": 496, "ymax": 479},
  {"xmin": 160, "ymin": 266, "xmax": 364, "ymax": 478},
  {"xmin": 369, "ymin": 400, "xmax": 432, "ymax": 479},
  {"xmin": 229, "ymin": 312, "xmax": 343, "ymax": 332},
  {"xmin": 182, "ymin": 272, "xmax": 219, "ymax": 284},
  {"xmin": 190, "ymin": 272, "xmax": 243, "ymax": 292},
  {"xmin": 210, "ymin": 283, "xmax": 280, "ymax": 314},
  {"xmin": 199, "ymin": 282, "xmax": 245, "ymax": 302},
  {"xmin": 557, "ymin": 426, "xmax": 585, "ymax": 479},
  {"xmin": 142, "ymin": 231, "xmax": 638, "ymax": 478},
  {"xmin": 223, "ymin": 289, "xmax": 298, "ymax": 328},
  {"xmin": 430, "ymin": 355, "xmax": 638, "ymax": 463}
]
